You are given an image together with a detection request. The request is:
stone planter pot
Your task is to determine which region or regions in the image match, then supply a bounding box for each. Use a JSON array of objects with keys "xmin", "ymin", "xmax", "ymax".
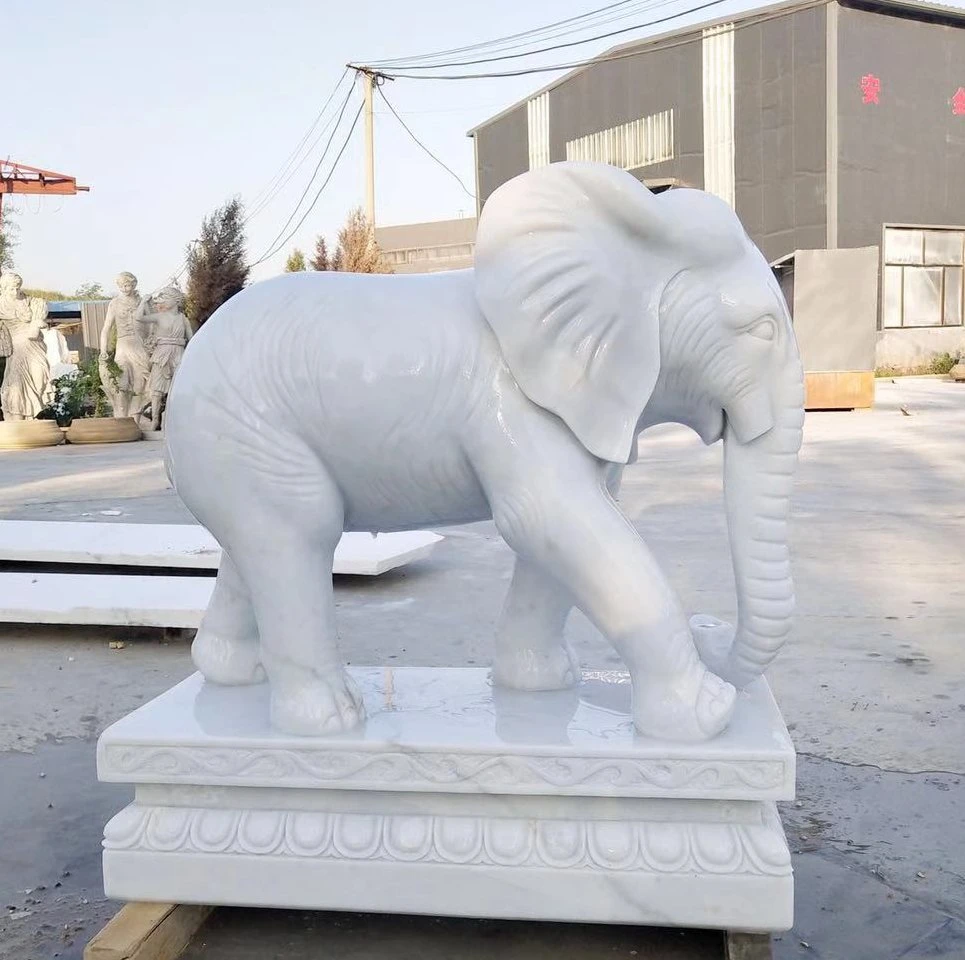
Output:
[
  {"xmin": 66, "ymin": 417, "xmax": 142, "ymax": 445},
  {"xmin": 0, "ymin": 419, "xmax": 65, "ymax": 450}
]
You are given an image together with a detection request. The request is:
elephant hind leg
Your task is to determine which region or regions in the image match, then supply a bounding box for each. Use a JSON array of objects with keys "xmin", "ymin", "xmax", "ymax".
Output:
[
  {"xmin": 192, "ymin": 553, "xmax": 263, "ymax": 685},
  {"xmin": 207, "ymin": 447, "xmax": 363, "ymax": 736},
  {"xmin": 494, "ymin": 556, "xmax": 579, "ymax": 691}
]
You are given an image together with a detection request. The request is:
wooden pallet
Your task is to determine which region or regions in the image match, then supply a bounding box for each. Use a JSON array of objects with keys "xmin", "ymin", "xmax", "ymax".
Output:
[
  {"xmin": 84, "ymin": 903, "xmax": 211, "ymax": 960},
  {"xmin": 83, "ymin": 902, "xmax": 772, "ymax": 959}
]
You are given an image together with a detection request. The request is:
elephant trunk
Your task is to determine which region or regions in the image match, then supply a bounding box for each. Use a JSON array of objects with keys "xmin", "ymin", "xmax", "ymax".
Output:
[{"xmin": 720, "ymin": 352, "xmax": 805, "ymax": 688}]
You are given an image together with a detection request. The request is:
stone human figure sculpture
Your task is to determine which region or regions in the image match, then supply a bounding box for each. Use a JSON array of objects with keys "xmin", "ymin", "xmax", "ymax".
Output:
[
  {"xmin": 100, "ymin": 272, "xmax": 150, "ymax": 418},
  {"xmin": 136, "ymin": 286, "xmax": 193, "ymax": 431},
  {"xmin": 164, "ymin": 162, "xmax": 804, "ymax": 743},
  {"xmin": 0, "ymin": 273, "xmax": 51, "ymax": 421},
  {"xmin": 41, "ymin": 325, "xmax": 77, "ymax": 405}
]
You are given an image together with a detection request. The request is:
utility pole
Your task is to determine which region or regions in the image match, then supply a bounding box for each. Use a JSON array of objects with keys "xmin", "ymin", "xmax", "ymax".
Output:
[
  {"xmin": 349, "ymin": 67, "xmax": 392, "ymax": 228},
  {"xmin": 360, "ymin": 70, "xmax": 377, "ymax": 227}
]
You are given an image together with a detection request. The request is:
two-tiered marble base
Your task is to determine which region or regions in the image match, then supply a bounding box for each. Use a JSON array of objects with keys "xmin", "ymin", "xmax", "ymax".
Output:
[{"xmin": 97, "ymin": 668, "xmax": 794, "ymax": 932}]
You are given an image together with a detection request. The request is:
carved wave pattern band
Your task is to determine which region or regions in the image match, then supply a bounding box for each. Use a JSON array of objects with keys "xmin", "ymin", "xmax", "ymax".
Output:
[
  {"xmin": 104, "ymin": 805, "xmax": 791, "ymax": 876},
  {"xmin": 102, "ymin": 746, "xmax": 786, "ymax": 796}
]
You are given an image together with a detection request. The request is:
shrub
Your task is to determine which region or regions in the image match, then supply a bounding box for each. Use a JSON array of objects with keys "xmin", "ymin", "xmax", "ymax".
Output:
[
  {"xmin": 929, "ymin": 353, "xmax": 958, "ymax": 376},
  {"xmin": 38, "ymin": 354, "xmax": 118, "ymax": 424}
]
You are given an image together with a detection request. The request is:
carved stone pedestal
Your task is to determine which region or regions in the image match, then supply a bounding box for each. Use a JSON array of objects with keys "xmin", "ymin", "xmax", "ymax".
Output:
[{"xmin": 97, "ymin": 668, "xmax": 794, "ymax": 933}]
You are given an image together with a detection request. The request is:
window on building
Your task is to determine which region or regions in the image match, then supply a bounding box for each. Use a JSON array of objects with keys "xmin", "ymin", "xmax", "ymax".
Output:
[
  {"xmin": 564, "ymin": 110, "xmax": 674, "ymax": 171},
  {"xmin": 527, "ymin": 92, "xmax": 550, "ymax": 170},
  {"xmin": 881, "ymin": 226, "xmax": 965, "ymax": 328}
]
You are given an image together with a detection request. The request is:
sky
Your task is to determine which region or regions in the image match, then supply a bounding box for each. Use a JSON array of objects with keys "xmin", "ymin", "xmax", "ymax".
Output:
[{"xmin": 5, "ymin": 0, "xmax": 963, "ymax": 294}]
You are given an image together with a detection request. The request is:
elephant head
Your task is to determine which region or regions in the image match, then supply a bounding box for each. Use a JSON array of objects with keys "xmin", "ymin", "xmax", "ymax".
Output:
[{"xmin": 474, "ymin": 161, "xmax": 804, "ymax": 690}]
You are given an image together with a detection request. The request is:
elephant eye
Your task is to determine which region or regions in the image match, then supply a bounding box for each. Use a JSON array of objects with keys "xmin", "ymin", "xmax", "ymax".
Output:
[{"xmin": 748, "ymin": 318, "xmax": 776, "ymax": 341}]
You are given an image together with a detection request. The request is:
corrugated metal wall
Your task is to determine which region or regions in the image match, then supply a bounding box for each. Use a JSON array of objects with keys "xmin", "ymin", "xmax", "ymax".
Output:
[
  {"xmin": 527, "ymin": 92, "xmax": 551, "ymax": 169},
  {"xmin": 702, "ymin": 24, "xmax": 736, "ymax": 207},
  {"xmin": 734, "ymin": 4, "xmax": 828, "ymax": 263},
  {"xmin": 836, "ymin": 5, "xmax": 965, "ymax": 249},
  {"xmin": 548, "ymin": 40, "xmax": 705, "ymax": 189},
  {"xmin": 564, "ymin": 110, "xmax": 674, "ymax": 169},
  {"xmin": 474, "ymin": 104, "xmax": 530, "ymax": 208},
  {"xmin": 80, "ymin": 301, "xmax": 109, "ymax": 357}
]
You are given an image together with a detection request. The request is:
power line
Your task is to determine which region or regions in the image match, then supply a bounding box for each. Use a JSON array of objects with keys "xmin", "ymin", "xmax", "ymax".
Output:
[
  {"xmin": 372, "ymin": 0, "xmax": 693, "ymax": 70},
  {"xmin": 146, "ymin": 74, "xmax": 351, "ymax": 294},
  {"xmin": 252, "ymin": 82, "xmax": 358, "ymax": 266},
  {"xmin": 246, "ymin": 109, "xmax": 342, "ymax": 224},
  {"xmin": 370, "ymin": 0, "xmax": 642, "ymax": 66},
  {"xmin": 365, "ymin": 0, "xmax": 729, "ymax": 72},
  {"xmin": 372, "ymin": 0, "xmax": 831, "ymax": 80},
  {"xmin": 251, "ymin": 100, "xmax": 365, "ymax": 268},
  {"xmin": 378, "ymin": 87, "xmax": 475, "ymax": 199},
  {"xmin": 246, "ymin": 69, "xmax": 351, "ymax": 222}
]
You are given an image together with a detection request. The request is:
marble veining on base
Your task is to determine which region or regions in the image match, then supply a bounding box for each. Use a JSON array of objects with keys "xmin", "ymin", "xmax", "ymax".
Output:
[{"xmin": 97, "ymin": 668, "xmax": 794, "ymax": 801}]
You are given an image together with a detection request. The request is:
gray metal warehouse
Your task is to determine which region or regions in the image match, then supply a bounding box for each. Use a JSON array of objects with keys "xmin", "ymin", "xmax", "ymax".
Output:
[{"xmin": 469, "ymin": 0, "xmax": 965, "ymax": 404}]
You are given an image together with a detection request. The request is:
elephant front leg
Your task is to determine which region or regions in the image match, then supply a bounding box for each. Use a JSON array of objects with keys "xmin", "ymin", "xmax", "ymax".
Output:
[
  {"xmin": 491, "ymin": 481, "xmax": 736, "ymax": 741},
  {"xmin": 494, "ymin": 556, "xmax": 579, "ymax": 691}
]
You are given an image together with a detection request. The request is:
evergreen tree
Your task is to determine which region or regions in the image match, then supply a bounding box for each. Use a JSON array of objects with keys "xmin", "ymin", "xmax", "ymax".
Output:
[
  {"xmin": 284, "ymin": 248, "xmax": 306, "ymax": 272},
  {"xmin": 308, "ymin": 236, "xmax": 329, "ymax": 271},
  {"xmin": 185, "ymin": 197, "xmax": 249, "ymax": 327}
]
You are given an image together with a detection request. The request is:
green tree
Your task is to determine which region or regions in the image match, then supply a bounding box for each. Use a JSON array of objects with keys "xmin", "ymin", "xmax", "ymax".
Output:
[
  {"xmin": 185, "ymin": 196, "xmax": 249, "ymax": 327},
  {"xmin": 285, "ymin": 248, "xmax": 306, "ymax": 272},
  {"xmin": 74, "ymin": 281, "xmax": 107, "ymax": 300},
  {"xmin": 308, "ymin": 236, "xmax": 329, "ymax": 271},
  {"xmin": 0, "ymin": 209, "xmax": 19, "ymax": 271}
]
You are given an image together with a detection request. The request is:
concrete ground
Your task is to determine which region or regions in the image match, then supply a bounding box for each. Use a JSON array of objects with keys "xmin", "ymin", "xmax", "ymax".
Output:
[{"xmin": 0, "ymin": 377, "xmax": 963, "ymax": 960}]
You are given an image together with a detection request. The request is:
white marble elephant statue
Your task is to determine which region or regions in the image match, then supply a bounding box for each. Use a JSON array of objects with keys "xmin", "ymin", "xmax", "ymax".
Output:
[{"xmin": 164, "ymin": 161, "xmax": 804, "ymax": 742}]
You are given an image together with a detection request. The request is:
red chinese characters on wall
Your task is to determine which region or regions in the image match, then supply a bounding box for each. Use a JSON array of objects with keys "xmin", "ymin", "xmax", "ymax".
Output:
[
  {"xmin": 953, "ymin": 88, "xmax": 965, "ymax": 116},
  {"xmin": 861, "ymin": 74, "xmax": 881, "ymax": 105}
]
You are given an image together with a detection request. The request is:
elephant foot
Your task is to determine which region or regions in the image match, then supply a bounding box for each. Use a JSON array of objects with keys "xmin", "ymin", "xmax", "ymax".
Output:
[
  {"xmin": 492, "ymin": 643, "xmax": 581, "ymax": 691},
  {"xmin": 631, "ymin": 657, "xmax": 736, "ymax": 741},
  {"xmin": 268, "ymin": 665, "xmax": 365, "ymax": 736},
  {"xmin": 192, "ymin": 628, "xmax": 265, "ymax": 685}
]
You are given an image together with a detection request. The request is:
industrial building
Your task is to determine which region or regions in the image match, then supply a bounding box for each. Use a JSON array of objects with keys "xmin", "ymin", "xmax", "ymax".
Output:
[
  {"xmin": 469, "ymin": 0, "xmax": 965, "ymax": 399},
  {"xmin": 375, "ymin": 217, "xmax": 476, "ymax": 274}
]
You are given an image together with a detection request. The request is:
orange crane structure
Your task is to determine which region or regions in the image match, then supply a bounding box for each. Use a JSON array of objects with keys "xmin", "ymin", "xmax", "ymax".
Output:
[{"xmin": 0, "ymin": 159, "xmax": 89, "ymax": 226}]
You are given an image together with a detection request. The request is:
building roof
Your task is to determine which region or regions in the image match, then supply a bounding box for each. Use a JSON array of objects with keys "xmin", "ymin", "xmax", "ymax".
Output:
[
  {"xmin": 375, "ymin": 217, "xmax": 477, "ymax": 251},
  {"xmin": 467, "ymin": 0, "xmax": 965, "ymax": 135}
]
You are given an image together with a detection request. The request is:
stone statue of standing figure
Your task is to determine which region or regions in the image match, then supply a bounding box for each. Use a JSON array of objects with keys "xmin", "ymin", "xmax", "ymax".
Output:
[
  {"xmin": 136, "ymin": 286, "xmax": 193, "ymax": 431},
  {"xmin": 0, "ymin": 272, "xmax": 51, "ymax": 421},
  {"xmin": 100, "ymin": 271, "xmax": 151, "ymax": 419}
]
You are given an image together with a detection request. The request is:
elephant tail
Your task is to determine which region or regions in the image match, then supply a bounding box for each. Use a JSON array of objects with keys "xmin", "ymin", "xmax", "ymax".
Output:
[{"xmin": 162, "ymin": 441, "xmax": 177, "ymax": 492}]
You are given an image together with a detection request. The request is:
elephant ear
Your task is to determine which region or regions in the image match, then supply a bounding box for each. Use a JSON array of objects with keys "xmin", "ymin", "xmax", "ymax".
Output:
[{"xmin": 474, "ymin": 162, "xmax": 671, "ymax": 464}]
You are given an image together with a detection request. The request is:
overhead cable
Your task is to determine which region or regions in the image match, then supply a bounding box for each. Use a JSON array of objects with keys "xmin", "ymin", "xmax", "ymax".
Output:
[
  {"xmin": 251, "ymin": 100, "xmax": 365, "ymax": 268},
  {"xmin": 378, "ymin": 87, "xmax": 475, "ymax": 199}
]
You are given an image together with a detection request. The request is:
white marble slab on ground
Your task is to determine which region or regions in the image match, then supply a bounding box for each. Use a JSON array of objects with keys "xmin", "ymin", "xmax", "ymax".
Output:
[
  {"xmin": 0, "ymin": 572, "xmax": 211, "ymax": 628},
  {"xmin": 98, "ymin": 667, "xmax": 795, "ymax": 931},
  {"xmin": 0, "ymin": 521, "xmax": 442, "ymax": 575}
]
